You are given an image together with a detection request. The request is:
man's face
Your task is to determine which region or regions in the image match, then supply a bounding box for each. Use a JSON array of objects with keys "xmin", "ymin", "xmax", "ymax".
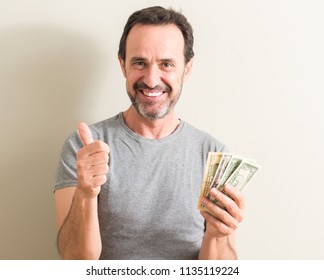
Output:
[{"xmin": 119, "ymin": 24, "xmax": 193, "ymax": 120}]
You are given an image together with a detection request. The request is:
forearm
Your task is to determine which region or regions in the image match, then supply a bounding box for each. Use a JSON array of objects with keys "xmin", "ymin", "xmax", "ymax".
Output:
[
  {"xmin": 198, "ymin": 232, "xmax": 237, "ymax": 260},
  {"xmin": 57, "ymin": 189, "xmax": 102, "ymax": 259}
]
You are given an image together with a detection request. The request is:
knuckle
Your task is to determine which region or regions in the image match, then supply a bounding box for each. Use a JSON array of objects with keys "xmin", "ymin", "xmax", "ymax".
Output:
[
  {"xmin": 206, "ymin": 203, "xmax": 219, "ymax": 217},
  {"xmin": 96, "ymin": 141, "xmax": 109, "ymax": 151},
  {"xmin": 78, "ymin": 174, "xmax": 91, "ymax": 188},
  {"xmin": 237, "ymin": 194, "xmax": 245, "ymax": 208},
  {"xmin": 224, "ymin": 227, "xmax": 233, "ymax": 236},
  {"xmin": 97, "ymin": 141, "xmax": 105, "ymax": 148},
  {"xmin": 94, "ymin": 174, "xmax": 107, "ymax": 186},
  {"xmin": 237, "ymin": 210, "xmax": 244, "ymax": 223},
  {"xmin": 225, "ymin": 201, "xmax": 235, "ymax": 213},
  {"xmin": 77, "ymin": 160, "xmax": 85, "ymax": 171},
  {"xmin": 217, "ymin": 211, "xmax": 226, "ymax": 222},
  {"xmin": 231, "ymin": 220, "xmax": 239, "ymax": 230},
  {"xmin": 76, "ymin": 151, "xmax": 83, "ymax": 162}
]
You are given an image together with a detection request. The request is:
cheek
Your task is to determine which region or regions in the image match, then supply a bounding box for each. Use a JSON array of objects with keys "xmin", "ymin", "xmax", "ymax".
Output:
[
  {"xmin": 163, "ymin": 72, "xmax": 182, "ymax": 87},
  {"xmin": 124, "ymin": 73, "xmax": 137, "ymax": 89},
  {"xmin": 126, "ymin": 69, "xmax": 142, "ymax": 82}
]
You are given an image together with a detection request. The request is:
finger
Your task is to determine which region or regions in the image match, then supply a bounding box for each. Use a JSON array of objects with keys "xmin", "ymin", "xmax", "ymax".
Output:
[
  {"xmin": 77, "ymin": 141, "xmax": 110, "ymax": 160},
  {"xmin": 91, "ymin": 174, "xmax": 107, "ymax": 187},
  {"xmin": 223, "ymin": 184, "xmax": 246, "ymax": 210},
  {"xmin": 77, "ymin": 122, "xmax": 94, "ymax": 146},
  {"xmin": 87, "ymin": 151, "xmax": 109, "ymax": 166},
  {"xmin": 200, "ymin": 210, "xmax": 233, "ymax": 236},
  {"xmin": 209, "ymin": 188, "xmax": 244, "ymax": 222},
  {"xmin": 201, "ymin": 197, "xmax": 239, "ymax": 229},
  {"xmin": 78, "ymin": 163, "xmax": 109, "ymax": 188},
  {"xmin": 90, "ymin": 163, "xmax": 109, "ymax": 177}
]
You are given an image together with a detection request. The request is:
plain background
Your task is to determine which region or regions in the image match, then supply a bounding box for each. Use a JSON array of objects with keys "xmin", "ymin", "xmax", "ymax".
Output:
[{"xmin": 0, "ymin": 0, "xmax": 323, "ymax": 259}]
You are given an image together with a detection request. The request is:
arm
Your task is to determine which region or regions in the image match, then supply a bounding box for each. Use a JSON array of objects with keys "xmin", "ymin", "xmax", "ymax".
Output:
[
  {"xmin": 199, "ymin": 231, "xmax": 237, "ymax": 259},
  {"xmin": 55, "ymin": 187, "xmax": 102, "ymax": 259},
  {"xmin": 198, "ymin": 185, "xmax": 245, "ymax": 260},
  {"xmin": 55, "ymin": 123, "xmax": 109, "ymax": 259}
]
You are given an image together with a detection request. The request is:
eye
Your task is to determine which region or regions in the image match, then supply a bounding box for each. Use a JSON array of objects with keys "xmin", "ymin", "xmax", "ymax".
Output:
[
  {"xmin": 132, "ymin": 61, "xmax": 146, "ymax": 69},
  {"xmin": 161, "ymin": 62, "xmax": 174, "ymax": 70}
]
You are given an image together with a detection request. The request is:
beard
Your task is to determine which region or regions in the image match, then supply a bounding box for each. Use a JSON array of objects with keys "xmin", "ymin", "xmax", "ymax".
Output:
[{"xmin": 127, "ymin": 81, "xmax": 182, "ymax": 120}]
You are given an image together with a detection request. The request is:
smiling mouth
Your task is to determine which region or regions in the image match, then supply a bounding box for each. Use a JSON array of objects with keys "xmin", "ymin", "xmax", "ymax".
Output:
[
  {"xmin": 142, "ymin": 91, "xmax": 164, "ymax": 97},
  {"xmin": 134, "ymin": 82, "xmax": 171, "ymax": 98}
]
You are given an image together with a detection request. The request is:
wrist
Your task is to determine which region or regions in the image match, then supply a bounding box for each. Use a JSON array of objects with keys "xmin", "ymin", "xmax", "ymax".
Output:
[
  {"xmin": 204, "ymin": 231, "xmax": 228, "ymax": 243},
  {"xmin": 74, "ymin": 187, "xmax": 100, "ymax": 204},
  {"xmin": 76, "ymin": 184, "xmax": 101, "ymax": 199}
]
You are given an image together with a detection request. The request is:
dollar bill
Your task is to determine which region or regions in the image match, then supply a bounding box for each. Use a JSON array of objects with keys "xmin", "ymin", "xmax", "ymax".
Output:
[
  {"xmin": 198, "ymin": 152, "xmax": 260, "ymax": 211},
  {"xmin": 197, "ymin": 152, "xmax": 222, "ymax": 210},
  {"xmin": 217, "ymin": 156, "xmax": 244, "ymax": 190},
  {"xmin": 225, "ymin": 161, "xmax": 260, "ymax": 192},
  {"xmin": 209, "ymin": 153, "xmax": 232, "ymax": 191}
]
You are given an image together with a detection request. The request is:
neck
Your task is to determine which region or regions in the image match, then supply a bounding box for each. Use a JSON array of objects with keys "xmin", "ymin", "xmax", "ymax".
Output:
[{"xmin": 123, "ymin": 106, "xmax": 180, "ymax": 139}]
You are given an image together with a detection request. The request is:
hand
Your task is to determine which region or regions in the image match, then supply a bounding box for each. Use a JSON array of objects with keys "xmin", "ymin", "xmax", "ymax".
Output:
[
  {"xmin": 200, "ymin": 185, "xmax": 245, "ymax": 238},
  {"xmin": 76, "ymin": 122, "xmax": 110, "ymax": 198}
]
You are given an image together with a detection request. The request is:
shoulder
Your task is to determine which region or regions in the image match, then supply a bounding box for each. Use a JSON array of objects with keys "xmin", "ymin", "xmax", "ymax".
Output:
[
  {"xmin": 90, "ymin": 113, "xmax": 121, "ymax": 133},
  {"xmin": 181, "ymin": 121, "xmax": 230, "ymax": 153},
  {"xmin": 85, "ymin": 113, "xmax": 123, "ymax": 142},
  {"xmin": 61, "ymin": 113, "xmax": 121, "ymax": 150}
]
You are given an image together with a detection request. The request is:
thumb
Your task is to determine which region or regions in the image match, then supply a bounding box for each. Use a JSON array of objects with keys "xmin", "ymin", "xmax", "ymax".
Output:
[{"xmin": 77, "ymin": 122, "xmax": 94, "ymax": 146}]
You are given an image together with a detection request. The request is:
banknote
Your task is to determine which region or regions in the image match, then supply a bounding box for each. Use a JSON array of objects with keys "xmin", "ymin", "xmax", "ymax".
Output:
[
  {"xmin": 198, "ymin": 152, "xmax": 222, "ymax": 199},
  {"xmin": 198, "ymin": 152, "xmax": 260, "ymax": 211},
  {"xmin": 225, "ymin": 161, "xmax": 259, "ymax": 192},
  {"xmin": 209, "ymin": 153, "xmax": 233, "ymax": 191}
]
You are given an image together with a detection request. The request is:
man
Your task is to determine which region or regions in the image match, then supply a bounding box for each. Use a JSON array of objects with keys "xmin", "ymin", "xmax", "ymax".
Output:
[{"xmin": 54, "ymin": 6, "xmax": 245, "ymax": 260}]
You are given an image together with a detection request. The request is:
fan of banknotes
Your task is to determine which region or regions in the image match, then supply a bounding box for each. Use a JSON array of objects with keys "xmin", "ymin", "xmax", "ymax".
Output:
[{"xmin": 198, "ymin": 152, "xmax": 260, "ymax": 211}]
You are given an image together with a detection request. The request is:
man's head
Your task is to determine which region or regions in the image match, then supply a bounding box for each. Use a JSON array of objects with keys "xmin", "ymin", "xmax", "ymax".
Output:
[
  {"xmin": 118, "ymin": 6, "xmax": 194, "ymax": 120},
  {"xmin": 118, "ymin": 6, "xmax": 194, "ymax": 64}
]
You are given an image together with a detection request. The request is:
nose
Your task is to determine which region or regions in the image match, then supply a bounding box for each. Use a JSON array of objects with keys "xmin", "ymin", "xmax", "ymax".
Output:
[{"xmin": 143, "ymin": 64, "xmax": 162, "ymax": 89}]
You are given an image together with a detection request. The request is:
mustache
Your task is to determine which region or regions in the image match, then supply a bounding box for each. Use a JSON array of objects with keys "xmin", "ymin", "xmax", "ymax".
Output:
[{"xmin": 133, "ymin": 81, "xmax": 171, "ymax": 93}]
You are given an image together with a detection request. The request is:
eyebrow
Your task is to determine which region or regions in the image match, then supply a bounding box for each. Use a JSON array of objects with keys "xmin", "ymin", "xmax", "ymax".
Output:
[
  {"xmin": 160, "ymin": 58, "xmax": 176, "ymax": 64},
  {"xmin": 130, "ymin": 57, "xmax": 176, "ymax": 64},
  {"xmin": 130, "ymin": 57, "xmax": 146, "ymax": 63}
]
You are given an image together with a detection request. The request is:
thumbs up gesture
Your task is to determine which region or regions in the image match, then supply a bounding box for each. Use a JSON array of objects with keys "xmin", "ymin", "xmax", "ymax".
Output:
[{"xmin": 76, "ymin": 122, "xmax": 110, "ymax": 198}]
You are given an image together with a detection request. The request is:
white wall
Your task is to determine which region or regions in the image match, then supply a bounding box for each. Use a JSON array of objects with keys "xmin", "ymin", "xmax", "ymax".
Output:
[{"xmin": 0, "ymin": 0, "xmax": 323, "ymax": 259}]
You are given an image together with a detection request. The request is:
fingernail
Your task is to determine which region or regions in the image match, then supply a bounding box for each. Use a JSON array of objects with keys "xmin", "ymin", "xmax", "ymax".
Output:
[
  {"xmin": 224, "ymin": 185, "xmax": 231, "ymax": 191},
  {"xmin": 210, "ymin": 188, "xmax": 218, "ymax": 196}
]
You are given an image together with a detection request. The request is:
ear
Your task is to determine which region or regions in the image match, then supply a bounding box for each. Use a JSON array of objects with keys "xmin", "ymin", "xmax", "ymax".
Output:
[
  {"xmin": 183, "ymin": 57, "xmax": 194, "ymax": 82},
  {"xmin": 118, "ymin": 55, "xmax": 126, "ymax": 77}
]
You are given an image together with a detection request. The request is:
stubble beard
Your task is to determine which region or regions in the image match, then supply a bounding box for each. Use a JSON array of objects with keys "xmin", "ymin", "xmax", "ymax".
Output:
[{"xmin": 127, "ymin": 82, "xmax": 183, "ymax": 120}]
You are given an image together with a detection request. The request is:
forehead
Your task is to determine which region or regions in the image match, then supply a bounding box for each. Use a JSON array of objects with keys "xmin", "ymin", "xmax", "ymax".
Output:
[{"xmin": 125, "ymin": 24, "xmax": 185, "ymax": 60}]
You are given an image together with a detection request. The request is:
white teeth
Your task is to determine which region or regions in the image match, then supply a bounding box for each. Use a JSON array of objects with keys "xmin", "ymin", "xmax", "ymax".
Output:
[{"xmin": 143, "ymin": 91, "xmax": 163, "ymax": 97}]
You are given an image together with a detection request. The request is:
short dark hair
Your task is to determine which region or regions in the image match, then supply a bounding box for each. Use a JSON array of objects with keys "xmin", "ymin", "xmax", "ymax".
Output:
[{"xmin": 118, "ymin": 6, "xmax": 194, "ymax": 64}]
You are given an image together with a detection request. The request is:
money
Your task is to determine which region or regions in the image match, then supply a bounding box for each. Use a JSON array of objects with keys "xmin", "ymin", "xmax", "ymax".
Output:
[
  {"xmin": 198, "ymin": 152, "xmax": 260, "ymax": 211},
  {"xmin": 200, "ymin": 152, "xmax": 222, "ymax": 198}
]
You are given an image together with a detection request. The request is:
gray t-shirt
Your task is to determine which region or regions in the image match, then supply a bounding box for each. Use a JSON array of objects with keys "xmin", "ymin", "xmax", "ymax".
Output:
[{"xmin": 54, "ymin": 113, "xmax": 228, "ymax": 259}]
